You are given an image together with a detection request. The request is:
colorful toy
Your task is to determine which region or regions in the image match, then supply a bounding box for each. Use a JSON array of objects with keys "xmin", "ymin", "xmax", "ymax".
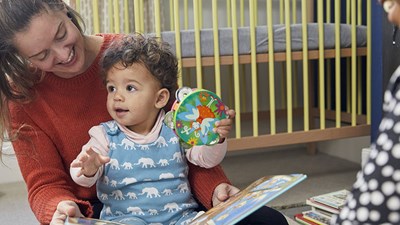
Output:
[{"xmin": 164, "ymin": 87, "xmax": 227, "ymax": 147}]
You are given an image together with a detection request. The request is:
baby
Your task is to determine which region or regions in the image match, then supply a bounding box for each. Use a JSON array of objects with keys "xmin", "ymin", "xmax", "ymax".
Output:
[{"xmin": 70, "ymin": 33, "xmax": 235, "ymax": 225}]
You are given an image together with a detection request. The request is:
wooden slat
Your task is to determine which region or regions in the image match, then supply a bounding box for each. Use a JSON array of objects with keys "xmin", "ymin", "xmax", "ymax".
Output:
[
  {"xmin": 317, "ymin": 109, "xmax": 367, "ymax": 125},
  {"xmin": 227, "ymin": 124, "xmax": 370, "ymax": 151},
  {"xmin": 181, "ymin": 47, "xmax": 367, "ymax": 67}
]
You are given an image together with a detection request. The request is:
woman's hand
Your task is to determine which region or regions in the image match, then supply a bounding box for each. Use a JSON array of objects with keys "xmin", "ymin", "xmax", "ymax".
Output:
[
  {"xmin": 50, "ymin": 200, "xmax": 83, "ymax": 225},
  {"xmin": 212, "ymin": 183, "xmax": 240, "ymax": 207}
]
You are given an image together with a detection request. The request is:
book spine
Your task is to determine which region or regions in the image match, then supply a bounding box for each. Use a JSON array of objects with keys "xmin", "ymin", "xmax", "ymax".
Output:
[
  {"xmin": 295, "ymin": 217, "xmax": 313, "ymax": 225},
  {"xmin": 302, "ymin": 215, "xmax": 329, "ymax": 225},
  {"xmin": 294, "ymin": 214, "xmax": 318, "ymax": 225},
  {"xmin": 302, "ymin": 211, "xmax": 330, "ymax": 225},
  {"xmin": 311, "ymin": 207, "xmax": 334, "ymax": 217},
  {"xmin": 306, "ymin": 199, "xmax": 340, "ymax": 214}
]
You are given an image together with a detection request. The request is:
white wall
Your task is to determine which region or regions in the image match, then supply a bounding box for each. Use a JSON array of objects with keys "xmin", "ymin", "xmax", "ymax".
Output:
[
  {"xmin": 319, "ymin": 136, "xmax": 370, "ymax": 165},
  {"xmin": 0, "ymin": 142, "xmax": 24, "ymax": 184}
]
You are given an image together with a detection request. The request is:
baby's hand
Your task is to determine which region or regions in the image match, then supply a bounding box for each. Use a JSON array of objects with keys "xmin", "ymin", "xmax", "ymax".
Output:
[
  {"xmin": 70, "ymin": 148, "xmax": 110, "ymax": 177},
  {"xmin": 213, "ymin": 108, "xmax": 235, "ymax": 140}
]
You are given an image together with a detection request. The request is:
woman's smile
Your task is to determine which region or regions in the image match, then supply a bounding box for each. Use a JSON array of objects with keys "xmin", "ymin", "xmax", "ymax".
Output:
[{"xmin": 58, "ymin": 47, "xmax": 76, "ymax": 65}]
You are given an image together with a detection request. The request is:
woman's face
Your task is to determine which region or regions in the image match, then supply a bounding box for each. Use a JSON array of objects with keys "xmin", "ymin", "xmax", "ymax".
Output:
[
  {"xmin": 12, "ymin": 9, "xmax": 86, "ymax": 79},
  {"xmin": 383, "ymin": 0, "xmax": 400, "ymax": 26}
]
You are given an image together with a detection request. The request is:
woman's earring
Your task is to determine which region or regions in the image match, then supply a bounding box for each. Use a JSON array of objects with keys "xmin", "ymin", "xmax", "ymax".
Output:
[
  {"xmin": 393, "ymin": 25, "xmax": 398, "ymax": 45},
  {"xmin": 27, "ymin": 60, "xmax": 38, "ymax": 71}
]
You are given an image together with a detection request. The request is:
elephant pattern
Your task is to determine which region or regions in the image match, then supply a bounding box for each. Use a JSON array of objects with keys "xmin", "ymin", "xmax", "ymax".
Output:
[{"xmin": 97, "ymin": 120, "xmax": 199, "ymax": 225}]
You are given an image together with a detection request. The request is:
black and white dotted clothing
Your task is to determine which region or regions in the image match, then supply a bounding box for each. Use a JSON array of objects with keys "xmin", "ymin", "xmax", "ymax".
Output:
[{"xmin": 332, "ymin": 66, "xmax": 400, "ymax": 225}]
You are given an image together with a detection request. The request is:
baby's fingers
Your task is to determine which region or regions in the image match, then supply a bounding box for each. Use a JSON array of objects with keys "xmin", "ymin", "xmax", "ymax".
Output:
[
  {"xmin": 99, "ymin": 155, "xmax": 111, "ymax": 164},
  {"xmin": 86, "ymin": 148, "xmax": 98, "ymax": 157},
  {"xmin": 70, "ymin": 159, "xmax": 82, "ymax": 168},
  {"xmin": 214, "ymin": 125, "xmax": 232, "ymax": 139},
  {"xmin": 215, "ymin": 117, "xmax": 232, "ymax": 127},
  {"xmin": 225, "ymin": 109, "xmax": 236, "ymax": 119},
  {"xmin": 88, "ymin": 148, "xmax": 110, "ymax": 166}
]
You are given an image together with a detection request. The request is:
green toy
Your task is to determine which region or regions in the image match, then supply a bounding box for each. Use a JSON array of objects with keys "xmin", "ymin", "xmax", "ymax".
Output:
[{"xmin": 164, "ymin": 87, "xmax": 227, "ymax": 147}]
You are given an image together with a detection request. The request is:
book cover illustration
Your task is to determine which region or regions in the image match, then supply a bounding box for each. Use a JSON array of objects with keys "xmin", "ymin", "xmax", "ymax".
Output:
[
  {"xmin": 310, "ymin": 189, "xmax": 349, "ymax": 209},
  {"xmin": 164, "ymin": 87, "xmax": 227, "ymax": 147},
  {"xmin": 191, "ymin": 174, "xmax": 307, "ymax": 225},
  {"xmin": 294, "ymin": 213, "xmax": 320, "ymax": 225}
]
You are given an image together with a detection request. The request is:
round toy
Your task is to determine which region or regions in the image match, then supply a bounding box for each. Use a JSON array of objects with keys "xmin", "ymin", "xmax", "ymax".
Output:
[{"xmin": 164, "ymin": 87, "xmax": 227, "ymax": 146}]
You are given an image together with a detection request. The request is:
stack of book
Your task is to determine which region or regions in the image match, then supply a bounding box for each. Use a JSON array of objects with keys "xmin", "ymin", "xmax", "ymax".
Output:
[{"xmin": 294, "ymin": 189, "xmax": 350, "ymax": 225}]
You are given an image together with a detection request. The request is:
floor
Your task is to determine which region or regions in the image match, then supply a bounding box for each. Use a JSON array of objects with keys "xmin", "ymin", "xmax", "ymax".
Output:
[{"xmin": 0, "ymin": 146, "xmax": 361, "ymax": 224}]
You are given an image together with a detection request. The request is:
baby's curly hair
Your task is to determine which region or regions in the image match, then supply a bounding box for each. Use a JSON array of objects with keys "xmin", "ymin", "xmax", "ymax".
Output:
[{"xmin": 101, "ymin": 33, "xmax": 179, "ymax": 109}]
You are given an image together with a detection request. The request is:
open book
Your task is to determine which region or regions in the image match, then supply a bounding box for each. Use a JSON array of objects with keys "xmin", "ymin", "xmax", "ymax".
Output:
[
  {"xmin": 65, "ymin": 174, "xmax": 307, "ymax": 225},
  {"xmin": 191, "ymin": 174, "xmax": 307, "ymax": 225}
]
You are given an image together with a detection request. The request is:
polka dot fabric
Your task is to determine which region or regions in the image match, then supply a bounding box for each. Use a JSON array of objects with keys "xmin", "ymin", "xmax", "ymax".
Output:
[{"xmin": 331, "ymin": 66, "xmax": 400, "ymax": 225}]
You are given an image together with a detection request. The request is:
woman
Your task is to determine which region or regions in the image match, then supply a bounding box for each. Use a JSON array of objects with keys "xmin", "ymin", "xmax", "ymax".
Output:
[
  {"xmin": 0, "ymin": 1, "xmax": 288, "ymax": 225},
  {"xmin": 331, "ymin": 0, "xmax": 400, "ymax": 224}
]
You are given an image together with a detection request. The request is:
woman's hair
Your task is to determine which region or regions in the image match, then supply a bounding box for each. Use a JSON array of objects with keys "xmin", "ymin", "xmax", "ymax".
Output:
[
  {"xmin": 0, "ymin": 0, "xmax": 84, "ymax": 151},
  {"xmin": 101, "ymin": 33, "xmax": 179, "ymax": 110}
]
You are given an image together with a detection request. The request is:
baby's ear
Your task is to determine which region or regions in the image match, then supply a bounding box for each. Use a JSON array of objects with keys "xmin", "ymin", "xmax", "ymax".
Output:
[{"xmin": 155, "ymin": 88, "xmax": 170, "ymax": 109}]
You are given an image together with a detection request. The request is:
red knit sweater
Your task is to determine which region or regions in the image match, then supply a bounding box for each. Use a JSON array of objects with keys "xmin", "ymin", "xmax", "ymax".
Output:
[{"xmin": 10, "ymin": 33, "xmax": 230, "ymax": 225}]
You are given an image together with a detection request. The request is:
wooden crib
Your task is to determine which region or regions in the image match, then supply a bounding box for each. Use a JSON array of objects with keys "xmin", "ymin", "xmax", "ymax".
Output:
[{"xmin": 69, "ymin": 0, "xmax": 371, "ymax": 153}]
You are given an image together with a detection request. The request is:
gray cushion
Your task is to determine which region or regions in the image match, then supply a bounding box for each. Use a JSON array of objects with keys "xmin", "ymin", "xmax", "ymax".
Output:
[{"xmin": 155, "ymin": 23, "xmax": 367, "ymax": 58}]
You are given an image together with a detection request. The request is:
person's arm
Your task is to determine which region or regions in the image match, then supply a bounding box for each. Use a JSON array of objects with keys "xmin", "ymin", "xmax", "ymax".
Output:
[
  {"xmin": 186, "ymin": 140, "xmax": 227, "ymax": 168},
  {"xmin": 186, "ymin": 110, "xmax": 232, "ymax": 168},
  {"xmin": 187, "ymin": 108, "xmax": 235, "ymax": 209},
  {"xmin": 70, "ymin": 126, "xmax": 110, "ymax": 187},
  {"xmin": 11, "ymin": 108, "xmax": 93, "ymax": 224},
  {"xmin": 331, "ymin": 143, "xmax": 398, "ymax": 224},
  {"xmin": 70, "ymin": 149, "xmax": 106, "ymax": 188},
  {"xmin": 188, "ymin": 163, "xmax": 231, "ymax": 209}
]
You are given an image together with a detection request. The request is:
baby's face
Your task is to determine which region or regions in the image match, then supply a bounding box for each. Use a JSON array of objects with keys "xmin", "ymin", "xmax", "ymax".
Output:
[{"xmin": 105, "ymin": 62, "xmax": 163, "ymax": 135}]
